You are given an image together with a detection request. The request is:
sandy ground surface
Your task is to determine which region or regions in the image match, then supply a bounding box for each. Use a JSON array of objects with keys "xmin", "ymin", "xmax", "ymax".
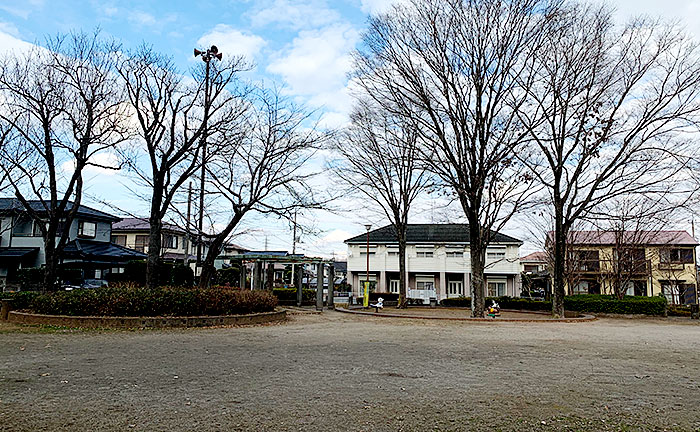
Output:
[{"xmin": 1, "ymin": 312, "xmax": 699, "ymax": 431}]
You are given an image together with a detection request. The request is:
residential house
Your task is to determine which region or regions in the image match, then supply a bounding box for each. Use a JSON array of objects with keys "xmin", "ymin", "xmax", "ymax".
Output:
[
  {"xmin": 520, "ymin": 251, "xmax": 548, "ymax": 274},
  {"xmin": 112, "ymin": 218, "xmax": 248, "ymax": 269},
  {"xmin": 558, "ymin": 230, "xmax": 698, "ymax": 304},
  {"xmin": 0, "ymin": 198, "xmax": 145, "ymax": 289},
  {"xmin": 345, "ymin": 224, "xmax": 522, "ymax": 304},
  {"xmin": 519, "ymin": 251, "xmax": 549, "ymax": 298}
]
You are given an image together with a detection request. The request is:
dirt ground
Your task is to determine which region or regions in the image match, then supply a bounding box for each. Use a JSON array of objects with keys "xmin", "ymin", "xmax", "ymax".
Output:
[
  {"xmin": 346, "ymin": 306, "xmax": 568, "ymax": 320},
  {"xmin": 1, "ymin": 312, "xmax": 699, "ymax": 431}
]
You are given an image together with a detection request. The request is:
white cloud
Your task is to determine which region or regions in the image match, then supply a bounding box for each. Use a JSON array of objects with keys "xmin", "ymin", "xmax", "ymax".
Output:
[
  {"xmin": 249, "ymin": 0, "xmax": 341, "ymax": 30},
  {"xmin": 0, "ymin": 0, "xmax": 44, "ymax": 19},
  {"xmin": 358, "ymin": 0, "xmax": 399, "ymax": 14},
  {"xmin": 266, "ymin": 24, "xmax": 359, "ymax": 116},
  {"xmin": 197, "ymin": 24, "xmax": 267, "ymax": 62},
  {"xmin": 0, "ymin": 29, "xmax": 35, "ymax": 54}
]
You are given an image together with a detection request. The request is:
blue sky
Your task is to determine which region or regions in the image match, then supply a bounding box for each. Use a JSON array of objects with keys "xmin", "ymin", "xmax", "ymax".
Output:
[{"xmin": 1, "ymin": 0, "xmax": 699, "ymax": 257}]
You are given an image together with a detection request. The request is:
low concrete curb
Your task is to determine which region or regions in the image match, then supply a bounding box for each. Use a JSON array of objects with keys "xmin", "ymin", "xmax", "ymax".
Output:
[
  {"xmin": 7, "ymin": 309, "xmax": 286, "ymax": 329},
  {"xmin": 336, "ymin": 307, "xmax": 596, "ymax": 323}
]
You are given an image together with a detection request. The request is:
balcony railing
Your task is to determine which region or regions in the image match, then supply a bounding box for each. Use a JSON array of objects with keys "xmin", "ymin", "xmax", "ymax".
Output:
[{"xmin": 570, "ymin": 259, "xmax": 651, "ymax": 276}]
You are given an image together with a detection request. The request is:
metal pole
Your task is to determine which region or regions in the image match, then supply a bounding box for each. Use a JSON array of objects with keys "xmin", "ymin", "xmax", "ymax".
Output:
[
  {"xmin": 185, "ymin": 181, "xmax": 192, "ymax": 261},
  {"xmin": 366, "ymin": 230, "xmax": 370, "ymax": 290},
  {"xmin": 196, "ymin": 55, "xmax": 211, "ymax": 268},
  {"xmin": 328, "ymin": 264, "xmax": 335, "ymax": 309},
  {"xmin": 316, "ymin": 262, "xmax": 324, "ymax": 311}
]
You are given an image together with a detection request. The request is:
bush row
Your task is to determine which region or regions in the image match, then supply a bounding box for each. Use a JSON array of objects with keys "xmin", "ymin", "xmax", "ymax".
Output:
[
  {"xmin": 17, "ymin": 285, "xmax": 276, "ymax": 317},
  {"xmin": 440, "ymin": 294, "xmax": 668, "ymax": 316},
  {"xmin": 272, "ymin": 288, "xmax": 316, "ymax": 305}
]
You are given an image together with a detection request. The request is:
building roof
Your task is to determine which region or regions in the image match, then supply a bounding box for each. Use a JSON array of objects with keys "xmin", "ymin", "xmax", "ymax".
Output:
[
  {"xmin": 331, "ymin": 261, "xmax": 347, "ymax": 272},
  {"xmin": 112, "ymin": 217, "xmax": 186, "ymax": 234},
  {"xmin": 62, "ymin": 239, "xmax": 147, "ymax": 262},
  {"xmin": 555, "ymin": 230, "xmax": 699, "ymax": 246},
  {"xmin": 344, "ymin": 224, "xmax": 522, "ymax": 245},
  {"xmin": 0, "ymin": 198, "xmax": 119, "ymax": 222},
  {"xmin": 0, "ymin": 247, "xmax": 39, "ymax": 259},
  {"xmin": 520, "ymin": 251, "xmax": 548, "ymax": 262}
]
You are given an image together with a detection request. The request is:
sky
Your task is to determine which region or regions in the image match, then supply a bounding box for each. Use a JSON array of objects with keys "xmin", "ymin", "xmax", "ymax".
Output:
[{"xmin": 1, "ymin": 0, "xmax": 699, "ymax": 259}]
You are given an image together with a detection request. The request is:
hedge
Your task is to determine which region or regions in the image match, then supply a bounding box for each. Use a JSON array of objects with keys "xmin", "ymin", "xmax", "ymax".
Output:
[
  {"xmin": 2, "ymin": 291, "xmax": 42, "ymax": 310},
  {"xmin": 273, "ymin": 288, "xmax": 316, "ymax": 305},
  {"xmin": 565, "ymin": 294, "xmax": 667, "ymax": 316},
  {"xmin": 24, "ymin": 285, "xmax": 277, "ymax": 317},
  {"xmin": 440, "ymin": 295, "xmax": 668, "ymax": 315}
]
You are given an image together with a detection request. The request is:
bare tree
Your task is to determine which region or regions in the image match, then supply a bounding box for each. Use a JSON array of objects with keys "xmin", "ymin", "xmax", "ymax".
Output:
[
  {"xmin": 333, "ymin": 100, "xmax": 428, "ymax": 308},
  {"xmin": 116, "ymin": 45, "xmax": 250, "ymax": 289},
  {"xmin": 352, "ymin": 0, "xmax": 549, "ymax": 316},
  {"xmin": 0, "ymin": 31, "xmax": 128, "ymax": 291},
  {"xmin": 518, "ymin": 4, "xmax": 700, "ymax": 316},
  {"xmin": 197, "ymin": 89, "xmax": 331, "ymax": 288}
]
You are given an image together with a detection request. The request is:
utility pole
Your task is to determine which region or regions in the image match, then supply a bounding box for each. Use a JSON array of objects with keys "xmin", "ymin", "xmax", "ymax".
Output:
[
  {"xmin": 185, "ymin": 181, "xmax": 193, "ymax": 261},
  {"xmin": 291, "ymin": 210, "xmax": 297, "ymax": 285},
  {"xmin": 194, "ymin": 45, "xmax": 222, "ymax": 270}
]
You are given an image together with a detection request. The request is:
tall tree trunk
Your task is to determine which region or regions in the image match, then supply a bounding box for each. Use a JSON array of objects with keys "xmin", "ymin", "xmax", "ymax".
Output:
[
  {"xmin": 42, "ymin": 239, "xmax": 57, "ymax": 292},
  {"xmin": 552, "ymin": 200, "xmax": 566, "ymax": 318},
  {"xmin": 398, "ymin": 225, "xmax": 408, "ymax": 309},
  {"xmin": 198, "ymin": 211, "xmax": 244, "ymax": 289},
  {"xmin": 469, "ymin": 223, "xmax": 486, "ymax": 318},
  {"xmin": 146, "ymin": 216, "xmax": 163, "ymax": 289}
]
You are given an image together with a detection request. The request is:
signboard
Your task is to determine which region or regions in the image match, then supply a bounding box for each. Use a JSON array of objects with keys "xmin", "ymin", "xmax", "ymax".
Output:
[{"xmin": 363, "ymin": 281, "xmax": 370, "ymax": 308}]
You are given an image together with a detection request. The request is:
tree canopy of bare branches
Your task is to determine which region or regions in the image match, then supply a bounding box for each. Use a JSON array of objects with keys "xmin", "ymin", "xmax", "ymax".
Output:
[
  {"xmin": 116, "ymin": 45, "xmax": 251, "ymax": 289},
  {"xmin": 0, "ymin": 31, "xmax": 129, "ymax": 291},
  {"xmin": 518, "ymin": 3, "xmax": 700, "ymax": 316},
  {"xmin": 197, "ymin": 89, "xmax": 332, "ymax": 288},
  {"xmin": 352, "ymin": 0, "xmax": 549, "ymax": 316},
  {"xmin": 333, "ymin": 99, "xmax": 429, "ymax": 308}
]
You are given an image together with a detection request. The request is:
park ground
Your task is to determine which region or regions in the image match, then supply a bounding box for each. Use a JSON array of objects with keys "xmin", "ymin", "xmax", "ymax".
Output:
[{"xmin": 0, "ymin": 311, "xmax": 699, "ymax": 431}]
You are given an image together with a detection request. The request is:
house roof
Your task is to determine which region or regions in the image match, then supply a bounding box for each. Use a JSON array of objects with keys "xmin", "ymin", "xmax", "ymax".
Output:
[
  {"xmin": 0, "ymin": 247, "xmax": 39, "ymax": 259},
  {"xmin": 520, "ymin": 251, "xmax": 548, "ymax": 262},
  {"xmin": 554, "ymin": 230, "xmax": 699, "ymax": 246},
  {"xmin": 112, "ymin": 217, "xmax": 186, "ymax": 234},
  {"xmin": 0, "ymin": 198, "xmax": 119, "ymax": 222},
  {"xmin": 331, "ymin": 261, "xmax": 347, "ymax": 272},
  {"xmin": 62, "ymin": 239, "xmax": 147, "ymax": 262},
  {"xmin": 344, "ymin": 224, "xmax": 522, "ymax": 245}
]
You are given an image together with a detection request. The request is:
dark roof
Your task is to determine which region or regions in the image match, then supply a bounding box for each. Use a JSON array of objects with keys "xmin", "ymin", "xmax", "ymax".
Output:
[
  {"xmin": 113, "ymin": 217, "xmax": 186, "ymax": 234},
  {"xmin": 0, "ymin": 198, "xmax": 119, "ymax": 222},
  {"xmin": 0, "ymin": 247, "xmax": 39, "ymax": 258},
  {"xmin": 62, "ymin": 240, "xmax": 146, "ymax": 262},
  {"xmin": 344, "ymin": 224, "xmax": 522, "ymax": 245},
  {"xmin": 331, "ymin": 261, "xmax": 347, "ymax": 272},
  {"xmin": 549, "ymin": 230, "xmax": 699, "ymax": 246}
]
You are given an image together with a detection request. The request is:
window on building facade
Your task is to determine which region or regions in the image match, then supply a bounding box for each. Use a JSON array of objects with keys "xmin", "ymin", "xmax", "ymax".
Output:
[
  {"xmin": 389, "ymin": 280, "xmax": 399, "ymax": 293},
  {"xmin": 12, "ymin": 216, "xmax": 33, "ymax": 237},
  {"xmin": 416, "ymin": 281, "xmax": 434, "ymax": 290},
  {"xmin": 388, "ymin": 251, "xmax": 399, "ymax": 256},
  {"xmin": 111, "ymin": 235, "xmax": 127, "ymax": 247},
  {"xmin": 163, "ymin": 233, "xmax": 178, "ymax": 249},
  {"xmin": 134, "ymin": 235, "xmax": 149, "ymax": 252},
  {"xmin": 446, "ymin": 251, "xmax": 464, "ymax": 258},
  {"xmin": 487, "ymin": 249, "xmax": 506, "ymax": 260},
  {"xmin": 448, "ymin": 280, "xmax": 463, "ymax": 296},
  {"xmin": 416, "ymin": 251, "xmax": 433, "ymax": 258},
  {"xmin": 487, "ymin": 281, "xmax": 506, "ymax": 297},
  {"xmin": 78, "ymin": 221, "xmax": 97, "ymax": 238},
  {"xmin": 659, "ymin": 248, "xmax": 694, "ymax": 264}
]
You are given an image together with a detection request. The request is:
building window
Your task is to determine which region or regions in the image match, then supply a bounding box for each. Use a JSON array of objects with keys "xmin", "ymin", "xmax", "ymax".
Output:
[
  {"xmin": 660, "ymin": 248, "xmax": 694, "ymax": 264},
  {"xmin": 163, "ymin": 234, "xmax": 178, "ymax": 249},
  {"xmin": 12, "ymin": 216, "xmax": 33, "ymax": 237},
  {"xmin": 487, "ymin": 249, "xmax": 506, "ymax": 260},
  {"xmin": 134, "ymin": 235, "xmax": 149, "ymax": 252},
  {"xmin": 416, "ymin": 281, "xmax": 434, "ymax": 290},
  {"xmin": 448, "ymin": 280, "xmax": 463, "ymax": 296},
  {"xmin": 388, "ymin": 251, "xmax": 399, "ymax": 256},
  {"xmin": 111, "ymin": 235, "xmax": 126, "ymax": 247},
  {"xmin": 416, "ymin": 251, "xmax": 433, "ymax": 258},
  {"xmin": 446, "ymin": 251, "xmax": 463, "ymax": 258},
  {"xmin": 487, "ymin": 281, "xmax": 506, "ymax": 297},
  {"xmin": 78, "ymin": 221, "xmax": 97, "ymax": 238},
  {"xmin": 389, "ymin": 280, "xmax": 399, "ymax": 293}
]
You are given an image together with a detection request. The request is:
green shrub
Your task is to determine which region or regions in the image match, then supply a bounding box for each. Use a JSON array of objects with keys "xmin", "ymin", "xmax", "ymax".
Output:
[
  {"xmin": 2, "ymin": 290, "xmax": 42, "ymax": 309},
  {"xmin": 26, "ymin": 285, "xmax": 277, "ymax": 317},
  {"xmin": 17, "ymin": 268, "xmax": 44, "ymax": 290},
  {"xmin": 272, "ymin": 288, "xmax": 316, "ymax": 305},
  {"xmin": 667, "ymin": 305, "xmax": 691, "ymax": 317},
  {"xmin": 440, "ymin": 296, "xmax": 470, "ymax": 307},
  {"xmin": 369, "ymin": 292, "xmax": 399, "ymax": 303},
  {"xmin": 564, "ymin": 294, "xmax": 667, "ymax": 316},
  {"xmin": 170, "ymin": 264, "xmax": 194, "ymax": 287},
  {"xmin": 216, "ymin": 266, "xmax": 241, "ymax": 287}
]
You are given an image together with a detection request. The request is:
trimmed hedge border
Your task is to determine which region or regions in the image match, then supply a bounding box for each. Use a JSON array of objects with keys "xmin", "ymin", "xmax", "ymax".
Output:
[
  {"xmin": 337, "ymin": 306, "xmax": 595, "ymax": 323},
  {"xmin": 7, "ymin": 309, "xmax": 286, "ymax": 329}
]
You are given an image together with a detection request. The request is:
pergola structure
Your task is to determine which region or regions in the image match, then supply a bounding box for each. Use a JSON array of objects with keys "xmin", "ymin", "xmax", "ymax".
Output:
[{"xmin": 231, "ymin": 252, "xmax": 337, "ymax": 310}]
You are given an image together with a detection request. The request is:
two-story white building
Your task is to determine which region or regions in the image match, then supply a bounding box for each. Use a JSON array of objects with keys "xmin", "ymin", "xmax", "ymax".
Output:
[{"xmin": 345, "ymin": 224, "xmax": 522, "ymax": 303}]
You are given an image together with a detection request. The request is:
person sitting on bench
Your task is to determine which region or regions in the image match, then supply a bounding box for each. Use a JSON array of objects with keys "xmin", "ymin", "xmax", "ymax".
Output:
[{"xmin": 370, "ymin": 297, "xmax": 384, "ymax": 312}]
